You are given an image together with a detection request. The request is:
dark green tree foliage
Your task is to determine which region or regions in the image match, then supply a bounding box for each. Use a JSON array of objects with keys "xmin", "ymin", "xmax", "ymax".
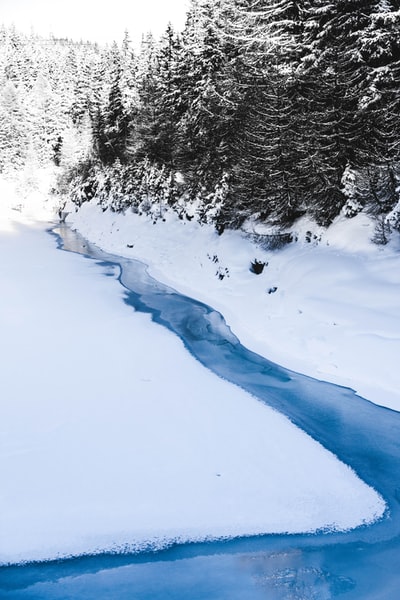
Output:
[
  {"xmin": 91, "ymin": 43, "xmax": 132, "ymax": 164},
  {"xmin": 2, "ymin": 3, "xmax": 400, "ymax": 234},
  {"xmin": 299, "ymin": 0, "xmax": 400, "ymax": 222},
  {"xmin": 357, "ymin": 0, "xmax": 400, "ymax": 158},
  {"xmin": 175, "ymin": 0, "xmax": 245, "ymax": 191},
  {"xmin": 222, "ymin": 0, "xmax": 311, "ymax": 226},
  {"xmin": 177, "ymin": 2, "xmax": 227, "ymax": 173},
  {"xmin": 132, "ymin": 28, "xmax": 181, "ymax": 167},
  {"xmin": 293, "ymin": 1, "xmax": 363, "ymax": 222},
  {"xmin": 230, "ymin": 69, "xmax": 309, "ymax": 225},
  {"xmin": 104, "ymin": 62, "xmax": 131, "ymax": 162}
]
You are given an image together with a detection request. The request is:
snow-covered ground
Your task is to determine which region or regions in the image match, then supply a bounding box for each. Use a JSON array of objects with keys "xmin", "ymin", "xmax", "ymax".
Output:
[
  {"xmin": 0, "ymin": 180, "xmax": 387, "ymax": 564},
  {"xmin": 63, "ymin": 200, "xmax": 400, "ymax": 413}
]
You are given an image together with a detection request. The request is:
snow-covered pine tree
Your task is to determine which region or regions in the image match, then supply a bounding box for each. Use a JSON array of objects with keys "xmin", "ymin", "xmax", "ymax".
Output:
[
  {"xmin": 217, "ymin": 0, "xmax": 310, "ymax": 226},
  {"xmin": 0, "ymin": 81, "xmax": 28, "ymax": 173},
  {"xmin": 171, "ymin": 0, "xmax": 244, "ymax": 209},
  {"xmin": 92, "ymin": 43, "xmax": 132, "ymax": 164},
  {"xmin": 298, "ymin": 0, "xmax": 394, "ymax": 223},
  {"xmin": 131, "ymin": 26, "xmax": 181, "ymax": 168}
]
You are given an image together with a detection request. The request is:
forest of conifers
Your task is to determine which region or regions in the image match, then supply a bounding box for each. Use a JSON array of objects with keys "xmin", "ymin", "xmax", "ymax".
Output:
[{"xmin": 1, "ymin": 0, "xmax": 400, "ymax": 239}]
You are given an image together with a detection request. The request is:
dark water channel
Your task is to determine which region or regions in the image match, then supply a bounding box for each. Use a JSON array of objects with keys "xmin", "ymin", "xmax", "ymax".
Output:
[{"xmin": 1, "ymin": 224, "xmax": 400, "ymax": 599}]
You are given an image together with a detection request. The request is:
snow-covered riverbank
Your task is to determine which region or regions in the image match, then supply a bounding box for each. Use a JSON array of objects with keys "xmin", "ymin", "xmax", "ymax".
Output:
[
  {"xmin": 0, "ymin": 187, "xmax": 386, "ymax": 564},
  {"xmin": 65, "ymin": 199, "xmax": 400, "ymax": 412}
]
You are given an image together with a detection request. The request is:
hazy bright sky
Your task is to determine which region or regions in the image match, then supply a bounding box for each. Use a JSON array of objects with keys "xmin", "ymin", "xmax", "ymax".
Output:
[{"xmin": 1, "ymin": 0, "xmax": 190, "ymax": 45}]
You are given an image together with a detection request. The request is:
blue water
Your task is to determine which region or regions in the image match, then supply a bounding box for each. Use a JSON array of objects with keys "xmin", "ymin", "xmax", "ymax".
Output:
[{"xmin": 1, "ymin": 225, "xmax": 399, "ymax": 599}]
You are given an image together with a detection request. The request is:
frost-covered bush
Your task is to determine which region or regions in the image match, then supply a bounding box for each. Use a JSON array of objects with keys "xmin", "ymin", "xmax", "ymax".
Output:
[
  {"xmin": 62, "ymin": 158, "xmax": 184, "ymax": 222},
  {"xmin": 341, "ymin": 165, "xmax": 367, "ymax": 218},
  {"xmin": 341, "ymin": 164, "xmax": 400, "ymax": 243},
  {"xmin": 372, "ymin": 217, "xmax": 391, "ymax": 245},
  {"xmin": 386, "ymin": 200, "xmax": 400, "ymax": 232},
  {"xmin": 196, "ymin": 172, "xmax": 230, "ymax": 226}
]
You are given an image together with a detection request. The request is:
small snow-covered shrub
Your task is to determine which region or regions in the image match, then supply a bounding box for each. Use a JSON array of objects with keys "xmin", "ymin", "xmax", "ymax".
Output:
[
  {"xmin": 342, "ymin": 197, "xmax": 364, "ymax": 218},
  {"xmin": 386, "ymin": 200, "xmax": 400, "ymax": 233},
  {"xmin": 385, "ymin": 200, "xmax": 400, "ymax": 240},
  {"xmin": 341, "ymin": 165, "xmax": 366, "ymax": 218},
  {"xmin": 372, "ymin": 217, "xmax": 391, "ymax": 245}
]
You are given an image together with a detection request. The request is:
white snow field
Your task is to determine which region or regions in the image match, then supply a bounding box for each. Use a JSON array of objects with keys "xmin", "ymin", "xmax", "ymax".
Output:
[{"xmin": 0, "ymin": 184, "xmax": 386, "ymax": 564}]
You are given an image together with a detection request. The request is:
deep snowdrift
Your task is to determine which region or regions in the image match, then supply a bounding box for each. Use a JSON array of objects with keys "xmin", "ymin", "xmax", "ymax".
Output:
[{"xmin": 0, "ymin": 183, "xmax": 386, "ymax": 564}]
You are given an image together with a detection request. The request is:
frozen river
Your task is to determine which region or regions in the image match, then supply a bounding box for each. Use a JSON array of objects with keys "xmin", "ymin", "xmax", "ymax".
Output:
[{"xmin": 1, "ymin": 224, "xmax": 399, "ymax": 599}]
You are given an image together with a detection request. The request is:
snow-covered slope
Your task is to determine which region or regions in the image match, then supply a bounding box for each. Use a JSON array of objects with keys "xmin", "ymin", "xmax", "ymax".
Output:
[
  {"xmin": 65, "ymin": 200, "xmax": 400, "ymax": 412},
  {"xmin": 0, "ymin": 183, "xmax": 387, "ymax": 563}
]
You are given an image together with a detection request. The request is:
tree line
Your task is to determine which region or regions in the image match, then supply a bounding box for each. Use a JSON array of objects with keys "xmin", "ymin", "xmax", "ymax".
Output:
[{"xmin": 1, "ymin": 0, "xmax": 400, "ymax": 240}]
